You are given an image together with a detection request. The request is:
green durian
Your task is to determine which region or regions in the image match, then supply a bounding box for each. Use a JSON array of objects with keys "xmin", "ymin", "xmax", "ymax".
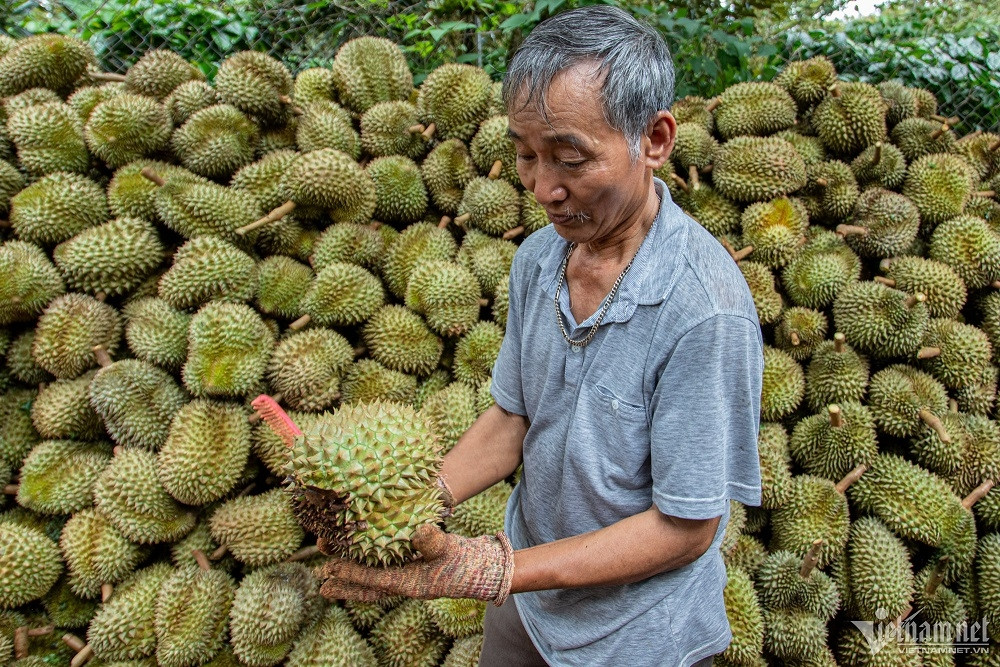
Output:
[
  {"xmin": 16, "ymin": 439, "xmax": 112, "ymax": 515},
  {"xmin": 172, "ymin": 103, "xmax": 259, "ymax": 178},
  {"xmin": 286, "ymin": 605, "xmax": 376, "ymax": 667},
  {"xmin": 293, "ymin": 67, "xmax": 336, "ymax": 104},
  {"xmin": 154, "ymin": 558, "xmax": 235, "ymax": 667},
  {"xmin": 770, "ymin": 474, "xmax": 852, "ymax": 569},
  {"xmin": 713, "ymin": 136, "xmax": 807, "ymax": 203},
  {"xmin": 6, "ymin": 332, "xmax": 52, "ymax": 384},
  {"xmin": 340, "ymin": 359, "xmax": 418, "ymax": 406},
  {"xmin": 776, "ymin": 130, "xmax": 827, "ymax": 166},
  {"xmin": 426, "ymin": 597, "xmax": 485, "ymax": 639},
  {"xmin": 367, "ymin": 155, "xmax": 428, "ymax": 224},
  {"xmin": 67, "ymin": 82, "xmax": 125, "ymax": 124},
  {"xmin": 363, "ymin": 304, "xmax": 443, "ymax": 377},
  {"xmin": 673, "ymin": 182, "xmax": 742, "ymax": 237},
  {"xmin": 0, "ymin": 240, "xmax": 65, "ymax": 325},
  {"xmin": 0, "ymin": 387, "xmax": 40, "ymax": 468},
  {"xmin": 928, "ymin": 214, "xmax": 1000, "ymax": 291},
  {"xmin": 456, "ymin": 176, "xmax": 521, "ymax": 237},
  {"xmin": 267, "ymin": 328, "xmax": 353, "ymax": 412},
  {"xmin": 164, "ymin": 80, "xmax": 219, "ymax": 125},
  {"xmin": 310, "ymin": 221, "xmax": 387, "ymax": 272},
  {"xmin": 60, "ymin": 508, "xmax": 145, "ymax": 599},
  {"xmin": 420, "ymin": 382, "xmax": 477, "ymax": 453},
  {"xmin": 155, "ymin": 175, "xmax": 264, "ymax": 242},
  {"xmin": 331, "ymin": 36, "xmax": 413, "ymax": 115},
  {"xmin": 891, "ymin": 117, "xmax": 955, "ymax": 162},
  {"xmin": 215, "ymin": 51, "xmax": 293, "ymax": 126},
  {"xmin": 122, "ymin": 298, "xmax": 191, "ymax": 372},
  {"xmin": 453, "ymin": 321, "xmax": 504, "ymax": 387},
  {"xmin": 6, "ymin": 101, "xmax": 89, "ymax": 175},
  {"xmin": 774, "ymin": 56, "xmax": 837, "ymax": 107},
  {"xmin": 774, "ymin": 307, "xmax": 827, "ymax": 360},
  {"xmin": 182, "ymin": 301, "xmax": 275, "ymax": 398},
  {"xmin": 740, "ymin": 197, "xmax": 808, "ymax": 268},
  {"xmin": 789, "ymin": 402, "xmax": 877, "ymax": 482},
  {"xmin": 670, "ymin": 95, "xmax": 716, "ymax": 133},
  {"xmin": 0, "ymin": 34, "xmax": 95, "ymax": 96},
  {"xmin": 209, "ymin": 488, "xmax": 304, "ymax": 566},
  {"xmin": 442, "ymin": 635, "xmax": 483, "ymax": 667},
  {"xmin": 9, "ymin": 171, "xmax": 108, "ymax": 246},
  {"xmin": 719, "ymin": 565, "xmax": 764, "ymax": 666},
  {"xmin": 421, "ymin": 138, "xmax": 477, "ymax": 214},
  {"xmin": 755, "ymin": 549, "xmax": 839, "ymax": 619},
  {"xmin": 867, "ymin": 363, "xmax": 949, "ymax": 439},
  {"xmin": 0, "ymin": 159, "xmax": 25, "ymax": 217},
  {"xmin": 804, "ymin": 334, "xmax": 869, "ymax": 412},
  {"xmin": 0, "ymin": 522, "xmax": 62, "ymax": 608},
  {"xmin": 757, "ymin": 422, "xmax": 793, "ymax": 509},
  {"xmin": 158, "ymin": 236, "xmax": 256, "ymax": 310},
  {"xmin": 903, "ymin": 153, "xmax": 975, "ymax": 227},
  {"xmin": 86, "ymin": 562, "xmax": 173, "ymax": 661},
  {"xmin": 842, "ymin": 516, "xmax": 914, "ymax": 620},
  {"xmin": 492, "ymin": 276, "xmax": 510, "ymax": 330},
  {"xmin": 445, "ymin": 480, "xmax": 512, "ymax": 537},
  {"xmin": 760, "ymin": 345, "xmax": 805, "ymax": 422},
  {"xmin": 298, "ymin": 261, "xmax": 385, "ymax": 327},
  {"xmin": 124, "ymin": 49, "xmax": 204, "ymax": 100},
  {"xmin": 850, "ymin": 140, "xmax": 906, "ymax": 190},
  {"xmin": 842, "ymin": 187, "xmax": 920, "ymax": 259},
  {"xmin": 370, "ymin": 599, "xmax": 448, "ymax": 667},
  {"xmin": 31, "ymin": 292, "xmax": 122, "ymax": 379},
  {"xmin": 278, "ymin": 148, "xmax": 376, "ymax": 225},
  {"xmin": 715, "ymin": 82, "xmax": 797, "ymax": 140},
  {"xmin": 955, "ymin": 364, "xmax": 997, "ymax": 417},
  {"xmin": 881, "ymin": 256, "xmax": 966, "ymax": 320},
  {"xmin": 739, "ymin": 261, "xmax": 782, "ymax": 326},
  {"xmin": 25, "ymin": 374, "xmax": 101, "ymax": 443},
  {"xmin": 762, "ymin": 607, "xmax": 830, "ymax": 662},
  {"xmin": 416, "ymin": 63, "xmax": 491, "ymax": 142},
  {"xmin": 382, "ymin": 222, "xmax": 458, "ymax": 299},
  {"xmin": 53, "ymin": 217, "xmax": 164, "ymax": 297},
  {"xmin": 915, "ymin": 318, "xmax": 992, "ymax": 390},
  {"xmin": 782, "ymin": 228, "xmax": 860, "ymax": 309},
  {"xmin": 470, "ymin": 115, "xmax": 518, "ymax": 183},
  {"xmin": 296, "ymin": 99, "xmax": 359, "ymax": 157},
  {"xmin": 360, "ymin": 100, "xmax": 430, "ymax": 159},
  {"xmin": 832, "ymin": 281, "xmax": 928, "ymax": 359},
  {"xmin": 107, "ymin": 160, "xmax": 204, "ymax": 222},
  {"xmin": 254, "ymin": 255, "xmax": 312, "ymax": 320},
  {"xmin": 878, "ymin": 80, "xmax": 918, "ymax": 128},
  {"xmin": 42, "ymin": 575, "xmax": 98, "ymax": 628},
  {"xmin": 85, "ymin": 94, "xmax": 172, "ymax": 168},
  {"xmin": 812, "ymin": 81, "xmax": 887, "ymax": 157},
  {"xmin": 806, "ymin": 159, "xmax": 858, "ymax": 221},
  {"xmin": 405, "ymin": 259, "xmax": 482, "ymax": 337}
]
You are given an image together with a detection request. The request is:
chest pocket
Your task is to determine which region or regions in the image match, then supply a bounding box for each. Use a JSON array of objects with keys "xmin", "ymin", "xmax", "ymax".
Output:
[{"xmin": 580, "ymin": 379, "xmax": 651, "ymax": 485}]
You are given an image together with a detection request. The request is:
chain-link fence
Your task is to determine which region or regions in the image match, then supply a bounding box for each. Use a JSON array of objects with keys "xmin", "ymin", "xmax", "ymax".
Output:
[{"xmin": 3, "ymin": 0, "xmax": 998, "ymax": 132}]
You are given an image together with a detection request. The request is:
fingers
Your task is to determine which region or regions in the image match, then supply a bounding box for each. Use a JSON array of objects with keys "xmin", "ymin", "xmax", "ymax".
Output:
[
  {"xmin": 412, "ymin": 523, "xmax": 451, "ymax": 559},
  {"xmin": 319, "ymin": 577, "xmax": 389, "ymax": 602}
]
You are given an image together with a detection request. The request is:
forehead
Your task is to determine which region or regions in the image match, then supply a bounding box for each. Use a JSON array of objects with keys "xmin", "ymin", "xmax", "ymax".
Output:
[{"xmin": 507, "ymin": 63, "xmax": 616, "ymax": 143}]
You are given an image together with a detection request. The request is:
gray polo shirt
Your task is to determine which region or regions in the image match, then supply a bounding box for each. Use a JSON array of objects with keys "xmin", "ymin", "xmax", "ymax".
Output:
[{"xmin": 490, "ymin": 178, "xmax": 764, "ymax": 667}]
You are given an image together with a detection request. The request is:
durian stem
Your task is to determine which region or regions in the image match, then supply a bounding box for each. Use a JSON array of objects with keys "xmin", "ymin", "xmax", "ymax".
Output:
[
  {"xmin": 814, "ymin": 177, "xmax": 829, "ymax": 187},
  {"xmin": 139, "ymin": 167, "xmax": 165, "ymax": 187},
  {"xmin": 829, "ymin": 84, "xmax": 841, "ymax": 98},
  {"xmin": 993, "ymin": 280, "xmax": 1000, "ymax": 289},
  {"xmin": 112, "ymin": 445, "xmax": 123, "ymax": 456},
  {"xmin": 789, "ymin": 331, "xmax": 801, "ymax": 346},
  {"xmin": 972, "ymin": 190, "xmax": 996, "ymax": 198},
  {"xmin": 669, "ymin": 173, "xmax": 689, "ymax": 193},
  {"xmin": 478, "ymin": 298, "xmax": 489, "ymax": 307},
  {"xmin": 894, "ymin": 604, "xmax": 912, "ymax": 627},
  {"xmin": 353, "ymin": 346, "xmax": 366, "ymax": 357},
  {"xmin": 835, "ymin": 464, "xmax": 867, "ymax": 494},
  {"xmin": 918, "ymin": 408, "xmax": 951, "ymax": 444},
  {"xmin": 277, "ymin": 95, "xmax": 302, "ymax": 115},
  {"xmin": 700, "ymin": 164, "xmax": 714, "ymax": 175},
  {"xmin": 904, "ymin": 292, "xmax": 926, "ymax": 308},
  {"xmin": 962, "ymin": 479, "xmax": 994, "ymax": 510},
  {"xmin": 731, "ymin": 245, "xmax": 754, "ymax": 262},
  {"xmin": 437, "ymin": 215, "xmax": 451, "ymax": 229},
  {"xmin": 369, "ymin": 220, "xmax": 382, "ymax": 229},
  {"xmin": 917, "ymin": 346, "xmax": 942, "ymax": 359},
  {"xmin": 289, "ymin": 314, "xmax": 311, "ymax": 331},
  {"xmin": 0, "ymin": 219, "xmax": 9, "ymax": 228},
  {"xmin": 3, "ymin": 484, "xmax": 17, "ymax": 495},
  {"xmin": 70, "ymin": 646, "xmax": 94, "ymax": 667},
  {"xmin": 688, "ymin": 165, "xmax": 700, "ymax": 189},
  {"xmin": 453, "ymin": 213, "xmax": 471, "ymax": 227},
  {"xmin": 705, "ymin": 98, "xmax": 721, "ymax": 113},
  {"xmin": 89, "ymin": 71, "xmax": 126, "ymax": 82},
  {"xmin": 965, "ymin": 130, "xmax": 983, "ymax": 141},
  {"xmin": 799, "ymin": 539, "xmax": 824, "ymax": 578},
  {"xmin": 835, "ymin": 224, "xmax": 868, "ymax": 237},
  {"xmin": 210, "ymin": 545, "xmax": 229, "ymax": 561},
  {"xmin": 488, "ymin": 160, "xmax": 503, "ymax": 180},
  {"xmin": 285, "ymin": 545, "xmax": 321, "ymax": 562},
  {"xmin": 834, "ymin": 332, "xmax": 846, "ymax": 353},
  {"xmin": 503, "ymin": 225, "xmax": 525, "ymax": 240},
  {"xmin": 872, "ymin": 142, "xmax": 882, "ymax": 164},
  {"xmin": 873, "ymin": 276, "xmax": 896, "ymax": 287},
  {"xmin": 828, "ymin": 404, "xmax": 843, "ymax": 428},
  {"xmin": 101, "ymin": 583, "xmax": 113, "ymax": 602},
  {"xmin": 925, "ymin": 555, "xmax": 950, "ymax": 596},
  {"xmin": 92, "ymin": 345, "xmax": 113, "ymax": 367},
  {"xmin": 930, "ymin": 114, "xmax": 959, "ymax": 125},
  {"xmin": 989, "ymin": 138, "xmax": 1000, "ymax": 153},
  {"xmin": 949, "ymin": 398, "xmax": 959, "ymax": 412},
  {"xmin": 94, "ymin": 291, "xmax": 107, "ymax": 303},
  {"xmin": 238, "ymin": 200, "xmax": 297, "ymax": 236},
  {"xmin": 192, "ymin": 549, "xmax": 212, "ymax": 572},
  {"xmin": 407, "ymin": 123, "xmax": 426, "ymax": 134},
  {"xmin": 421, "ymin": 123, "xmax": 436, "ymax": 140},
  {"xmin": 15, "ymin": 624, "xmax": 54, "ymax": 657},
  {"xmin": 62, "ymin": 634, "xmax": 86, "ymax": 652},
  {"xmin": 929, "ymin": 124, "xmax": 949, "ymax": 141}
]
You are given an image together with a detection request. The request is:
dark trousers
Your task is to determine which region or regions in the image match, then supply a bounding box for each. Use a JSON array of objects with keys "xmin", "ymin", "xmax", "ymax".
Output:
[{"xmin": 478, "ymin": 598, "xmax": 715, "ymax": 667}]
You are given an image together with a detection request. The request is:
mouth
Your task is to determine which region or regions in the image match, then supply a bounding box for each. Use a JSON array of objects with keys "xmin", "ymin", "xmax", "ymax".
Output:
[{"xmin": 547, "ymin": 210, "xmax": 587, "ymax": 226}]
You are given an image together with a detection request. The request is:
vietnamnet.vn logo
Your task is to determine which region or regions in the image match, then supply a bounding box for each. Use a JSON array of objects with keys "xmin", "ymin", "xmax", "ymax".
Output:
[{"xmin": 851, "ymin": 607, "xmax": 991, "ymax": 655}]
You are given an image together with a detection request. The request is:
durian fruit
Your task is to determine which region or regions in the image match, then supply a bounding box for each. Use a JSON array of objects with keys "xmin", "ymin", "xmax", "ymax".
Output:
[
  {"xmin": 712, "ymin": 136, "xmax": 807, "ymax": 203},
  {"xmin": 9, "ymin": 171, "xmax": 108, "ymax": 246},
  {"xmin": 891, "ymin": 117, "xmax": 955, "ymax": 162},
  {"xmin": 158, "ymin": 236, "xmax": 256, "ymax": 310},
  {"xmin": 878, "ymin": 80, "xmax": 918, "ymax": 128},
  {"xmin": 370, "ymin": 599, "xmax": 448, "ymax": 667},
  {"xmin": 840, "ymin": 187, "xmax": 920, "ymax": 259},
  {"xmin": 774, "ymin": 307, "xmax": 827, "ymax": 360},
  {"xmin": 755, "ymin": 544, "xmax": 840, "ymax": 621},
  {"xmin": 0, "ymin": 34, "xmax": 95, "ymax": 96},
  {"xmin": 85, "ymin": 94, "xmax": 172, "ymax": 168},
  {"xmin": 739, "ymin": 197, "xmax": 808, "ymax": 268},
  {"xmin": 426, "ymin": 597, "xmax": 485, "ymax": 639},
  {"xmin": 310, "ymin": 222, "xmax": 389, "ymax": 273},
  {"xmin": 834, "ymin": 623, "xmax": 922, "ymax": 667},
  {"xmin": 415, "ymin": 369, "xmax": 452, "ymax": 411},
  {"xmin": 804, "ymin": 333, "xmax": 869, "ymax": 412},
  {"xmin": 518, "ymin": 190, "xmax": 551, "ymax": 236},
  {"xmin": 209, "ymin": 489, "xmax": 305, "ymax": 567},
  {"xmin": 285, "ymin": 605, "xmax": 376, "ymax": 667},
  {"xmin": 157, "ymin": 400, "xmax": 250, "ymax": 506},
  {"xmin": 0, "ymin": 158, "xmax": 25, "ymax": 216},
  {"xmin": 671, "ymin": 95, "xmax": 716, "ymax": 133},
  {"xmin": 343, "ymin": 596, "xmax": 406, "ymax": 634},
  {"xmin": 295, "ymin": 100, "xmax": 360, "ymax": 158},
  {"xmin": 295, "ymin": 262, "xmax": 385, "ymax": 329},
  {"xmin": 442, "ymin": 635, "xmax": 483, "ymax": 667},
  {"xmin": 789, "ymin": 403, "xmax": 877, "ymax": 482},
  {"xmin": 421, "ymin": 138, "xmax": 478, "ymax": 215},
  {"xmin": 16, "ymin": 439, "xmax": 113, "ymax": 515},
  {"xmin": 331, "ymin": 36, "xmax": 413, "ymax": 115},
  {"xmin": 774, "ymin": 56, "xmax": 837, "ymax": 108},
  {"xmin": 454, "ymin": 176, "xmax": 521, "ymax": 237},
  {"xmin": 171, "ymin": 104, "xmax": 259, "ymax": 178},
  {"xmin": 182, "ymin": 301, "xmax": 275, "ymax": 399},
  {"xmin": 360, "ymin": 100, "xmax": 430, "ymax": 160},
  {"xmin": 839, "ymin": 516, "xmax": 914, "ymax": 621},
  {"xmin": 42, "ymin": 575, "xmax": 98, "ymax": 629},
  {"xmin": 215, "ymin": 51, "xmax": 294, "ymax": 126},
  {"xmin": 164, "ymin": 79, "xmax": 219, "ymax": 125},
  {"xmin": 718, "ymin": 564, "xmax": 765, "ymax": 666},
  {"xmin": 0, "ymin": 522, "xmax": 62, "ymax": 608},
  {"xmin": 715, "ymin": 82, "xmax": 797, "ymax": 140},
  {"xmin": 4, "ymin": 87, "xmax": 62, "ymax": 115},
  {"xmin": 5, "ymin": 102, "xmax": 90, "ymax": 176},
  {"xmin": 492, "ymin": 278, "xmax": 509, "ymax": 331},
  {"xmin": 124, "ymin": 49, "xmax": 205, "ymax": 100},
  {"xmin": 804, "ymin": 160, "xmax": 859, "ymax": 222},
  {"xmin": 903, "ymin": 153, "xmax": 975, "ymax": 227},
  {"xmin": 86, "ymin": 563, "xmax": 174, "ymax": 660},
  {"xmin": 756, "ymin": 422, "xmax": 794, "ymax": 510},
  {"xmin": 445, "ymin": 480, "xmax": 512, "ymax": 537},
  {"xmin": 60, "ymin": 508, "xmax": 145, "ymax": 599},
  {"xmin": 67, "ymin": 82, "xmax": 124, "ymax": 123},
  {"xmin": 154, "ymin": 552, "xmax": 235, "ymax": 667},
  {"xmin": 31, "ymin": 292, "xmax": 122, "ymax": 379},
  {"xmin": 867, "ymin": 363, "xmax": 950, "ymax": 441},
  {"xmin": 258, "ymin": 398, "xmax": 444, "ymax": 566},
  {"xmin": 363, "ymin": 305, "xmax": 443, "ymax": 377},
  {"xmin": 149, "ymin": 169, "xmax": 264, "ymax": 242},
  {"xmin": 367, "ymin": 155, "xmax": 428, "ymax": 224},
  {"xmin": 416, "ymin": 63, "xmax": 492, "ymax": 142},
  {"xmin": 0, "ymin": 240, "xmax": 65, "ymax": 325},
  {"xmin": 850, "ymin": 140, "xmax": 906, "ymax": 190},
  {"xmin": 0, "ymin": 387, "xmax": 40, "ymax": 468},
  {"xmin": 453, "ymin": 321, "xmax": 504, "ymax": 387},
  {"xmin": 53, "ymin": 217, "xmax": 164, "ymax": 298},
  {"xmin": 760, "ymin": 345, "xmax": 805, "ymax": 422},
  {"xmin": 928, "ymin": 214, "xmax": 1000, "ymax": 291},
  {"xmin": 122, "ymin": 298, "xmax": 191, "ymax": 372},
  {"xmin": 340, "ymin": 359, "xmax": 418, "ymax": 405},
  {"xmin": 943, "ymin": 415, "xmax": 1000, "ymax": 497},
  {"xmin": 762, "ymin": 606, "xmax": 830, "ymax": 663},
  {"xmin": 671, "ymin": 178, "xmax": 742, "ymax": 237},
  {"xmin": 955, "ymin": 131, "xmax": 1000, "ymax": 181},
  {"xmin": 955, "ymin": 364, "xmax": 997, "ymax": 416},
  {"xmin": 777, "ymin": 130, "xmax": 827, "ymax": 166},
  {"xmin": 267, "ymin": 328, "xmax": 354, "ymax": 412},
  {"xmin": 107, "ymin": 159, "xmax": 204, "ymax": 222},
  {"xmin": 405, "ymin": 260, "xmax": 483, "ymax": 337},
  {"xmin": 832, "ymin": 281, "xmax": 928, "ymax": 359},
  {"xmin": 92, "ymin": 448, "xmax": 196, "ymax": 544},
  {"xmin": 915, "ymin": 319, "xmax": 992, "ymax": 390},
  {"xmin": 811, "ymin": 82, "xmax": 887, "ymax": 157},
  {"xmin": 879, "ymin": 256, "xmax": 966, "ymax": 320},
  {"xmin": 420, "ymin": 382, "xmax": 477, "ymax": 453},
  {"xmin": 259, "ymin": 121, "xmax": 299, "ymax": 156},
  {"xmin": 781, "ymin": 228, "xmax": 860, "ymax": 309},
  {"xmin": 293, "ymin": 67, "xmax": 336, "ymax": 104},
  {"xmin": 739, "ymin": 261, "xmax": 783, "ymax": 326},
  {"xmin": 254, "ymin": 255, "xmax": 313, "ymax": 320},
  {"xmin": 6, "ymin": 332, "xmax": 52, "ymax": 385},
  {"xmin": 383, "ymin": 222, "xmax": 459, "ymax": 299},
  {"xmin": 228, "ymin": 562, "xmax": 323, "ymax": 667},
  {"xmin": 470, "ymin": 115, "xmax": 518, "ymax": 184}
]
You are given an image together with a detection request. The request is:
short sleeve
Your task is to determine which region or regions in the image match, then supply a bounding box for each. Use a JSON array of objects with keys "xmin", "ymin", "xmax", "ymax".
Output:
[
  {"xmin": 649, "ymin": 314, "xmax": 764, "ymax": 520},
  {"xmin": 489, "ymin": 256, "xmax": 528, "ymax": 417}
]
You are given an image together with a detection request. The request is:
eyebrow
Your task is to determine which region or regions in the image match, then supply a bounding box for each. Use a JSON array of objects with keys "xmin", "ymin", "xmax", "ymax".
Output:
[{"xmin": 506, "ymin": 128, "xmax": 587, "ymax": 149}]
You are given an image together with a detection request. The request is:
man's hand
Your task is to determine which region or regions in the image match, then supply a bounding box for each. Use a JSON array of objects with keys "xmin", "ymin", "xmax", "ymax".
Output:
[{"xmin": 317, "ymin": 524, "xmax": 515, "ymax": 606}]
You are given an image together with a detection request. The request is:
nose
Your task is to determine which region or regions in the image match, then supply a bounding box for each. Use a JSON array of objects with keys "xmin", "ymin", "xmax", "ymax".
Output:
[{"xmin": 527, "ymin": 162, "xmax": 567, "ymax": 208}]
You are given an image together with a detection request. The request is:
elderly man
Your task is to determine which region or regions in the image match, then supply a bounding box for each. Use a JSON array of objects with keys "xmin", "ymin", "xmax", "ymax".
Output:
[{"xmin": 320, "ymin": 6, "xmax": 764, "ymax": 666}]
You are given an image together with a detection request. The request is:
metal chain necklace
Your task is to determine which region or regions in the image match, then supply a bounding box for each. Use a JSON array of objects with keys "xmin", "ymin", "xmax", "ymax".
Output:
[{"xmin": 553, "ymin": 241, "xmax": 638, "ymax": 348}]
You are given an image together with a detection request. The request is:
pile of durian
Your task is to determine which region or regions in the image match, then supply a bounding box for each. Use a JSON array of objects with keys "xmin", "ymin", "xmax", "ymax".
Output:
[{"xmin": 0, "ymin": 27, "xmax": 998, "ymax": 666}]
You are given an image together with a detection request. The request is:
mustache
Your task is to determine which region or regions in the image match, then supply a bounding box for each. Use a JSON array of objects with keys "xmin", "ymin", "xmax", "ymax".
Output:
[{"xmin": 549, "ymin": 209, "xmax": 591, "ymax": 222}]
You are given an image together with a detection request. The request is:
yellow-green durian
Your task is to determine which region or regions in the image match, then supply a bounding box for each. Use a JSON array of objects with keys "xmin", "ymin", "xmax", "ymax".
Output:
[
  {"xmin": 298, "ymin": 261, "xmax": 385, "ymax": 327},
  {"xmin": 182, "ymin": 301, "xmax": 275, "ymax": 399},
  {"xmin": 158, "ymin": 236, "xmax": 256, "ymax": 310},
  {"xmin": 293, "ymin": 66, "xmax": 336, "ymax": 104},
  {"xmin": 31, "ymin": 293, "xmax": 122, "ymax": 380},
  {"xmin": 470, "ymin": 115, "xmax": 518, "ymax": 183},
  {"xmin": 125, "ymin": 49, "xmax": 204, "ymax": 100},
  {"xmin": 382, "ymin": 222, "xmax": 458, "ymax": 299},
  {"xmin": 416, "ymin": 63, "xmax": 492, "ymax": 142},
  {"xmin": 360, "ymin": 100, "xmax": 429, "ymax": 160},
  {"xmin": 172, "ymin": 103, "xmax": 259, "ymax": 178},
  {"xmin": 9, "ymin": 171, "xmax": 108, "ymax": 246},
  {"xmin": 215, "ymin": 51, "xmax": 294, "ymax": 126},
  {"xmin": 0, "ymin": 240, "xmax": 65, "ymax": 326},
  {"xmin": 59, "ymin": 508, "xmax": 145, "ymax": 599},
  {"xmin": 811, "ymin": 81, "xmax": 887, "ymax": 157},
  {"xmin": 153, "ymin": 560, "xmax": 235, "ymax": 667},
  {"xmin": 713, "ymin": 136, "xmax": 807, "ymax": 203},
  {"xmin": 85, "ymin": 94, "xmax": 172, "ymax": 168},
  {"xmin": 0, "ymin": 34, "xmax": 95, "ymax": 96},
  {"xmin": 16, "ymin": 439, "xmax": 113, "ymax": 515},
  {"xmin": 363, "ymin": 304, "xmax": 443, "ymax": 377},
  {"xmin": 331, "ymin": 36, "xmax": 413, "ymax": 115},
  {"xmin": 928, "ymin": 214, "xmax": 1000, "ymax": 291},
  {"xmin": 164, "ymin": 79, "xmax": 219, "ymax": 125},
  {"xmin": 209, "ymin": 488, "xmax": 305, "ymax": 567},
  {"xmin": 53, "ymin": 217, "xmax": 164, "ymax": 298},
  {"xmin": 339, "ymin": 358, "xmax": 418, "ymax": 406},
  {"xmin": 0, "ymin": 522, "xmax": 62, "ymax": 608},
  {"xmin": 122, "ymin": 298, "xmax": 191, "ymax": 372},
  {"xmin": 760, "ymin": 345, "xmax": 805, "ymax": 421},
  {"xmin": 295, "ymin": 100, "xmax": 360, "ymax": 157},
  {"xmin": 86, "ymin": 562, "xmax": 174, "ymax": 661},
  {"xmin": 421, "ymin": 138, "xmax": 477, "ymax": 214},
  {"xmin": 715, "ymin": 82, "xmax": 797, "ymax": 140},
  {"xmin": 367, "ymin": 155, "xmax": 428, "ymax": 224},
  {"xmin": 774, "ymin": 56, "xmax": 837, "ymax": 107},
  {"xmin": 267, "ymin": 328, "xmax": 353, "ymax": 412},
  {"xmin": 286, "ymin": 605, "xmax": 376, "ymax": 667},
  {"xmin": 6, "ymin": 101, "xmax": 90, "ymax": 176}
]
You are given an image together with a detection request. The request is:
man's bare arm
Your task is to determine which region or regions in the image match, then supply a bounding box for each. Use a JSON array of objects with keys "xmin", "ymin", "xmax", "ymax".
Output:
[
  {"xmin": 511, "ymin": 506, "xmax": 720, "ymax": 591},
  {"xmin": 438, "ymin": 403, "xmax": 529, "ymax": 504}
]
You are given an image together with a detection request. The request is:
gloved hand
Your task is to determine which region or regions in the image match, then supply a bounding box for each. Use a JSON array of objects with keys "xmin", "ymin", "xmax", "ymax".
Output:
[{"xmin": 317, "ymin": 523, "xmax": 515, "ymax": 606}]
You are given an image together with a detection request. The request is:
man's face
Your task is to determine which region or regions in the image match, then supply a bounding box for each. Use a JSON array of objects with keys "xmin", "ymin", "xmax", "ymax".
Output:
[{"xmin": 507, "ymin": 62, "xmax": 656, "ymax": 247}]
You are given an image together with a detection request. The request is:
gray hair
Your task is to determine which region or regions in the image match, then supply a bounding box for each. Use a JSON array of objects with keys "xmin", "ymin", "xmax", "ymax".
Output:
[{"xmin": 502, "ymin": 5, "xmax": 675, "ymax": 163}]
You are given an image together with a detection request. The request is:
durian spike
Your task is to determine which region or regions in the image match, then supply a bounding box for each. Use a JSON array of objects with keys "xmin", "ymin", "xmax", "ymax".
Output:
[
  {"xmin": 929, "ymin": 124, "xmax": 949, "ymax": 141},
  {"xmin": 789, "ymin": 331, "xmax": 801, "ymax": 346},
  {"xmin": 251, "ymin": 394, "xmax": 303, "ymax": 448},
  {"xmin": 930, "ymin": 114, "xmax": 959, "ymax": 126},
  {"xmin": 437, "ymin": 215, "xmax": 452, "ymax": 229},
  {"xmin": 407, "ymin": 123, "xmax": 426, "ymax": 134},
  {"xmin": 89, "ymin": 71, "xmax": 126, "ymax": 82},
  {"xmin": 835, "ymin": 464, "xmax": 867, "ymax": 494},
  {"xmin": 192, "ymin": 549, "xmax": 212, "ymax": 572},
  {"xmin": 836, "ymin": 223, "xmax": 868, "ymax": 237},
  {"xmin": 925, "ymin": 556, "xmax": 950, "ymax": 596},
  {"xmin": 828, "ymin": 404, "xmax": 843, "ymax": 428},
  {"xmin": 289, "ymin": 314, "xmax": 311, "ymax": 331},
  {"xmin": 421, "ymin": 123, "xmax": 436, "ymax": 140},
  {"xmin": 815, "ymin": 177, "xmax": 829, "ymax": 187},
  {"xmin": 669, "ymin": 173, "xmax": 689, "ymax": 193},
  {"xmin": 478, "ymin": 298, "xmax": 489, "ymax": 307},
  {"xmin": 3, "ymin": 484, "xmax": 17, "ymax": 495},
  {"xmin": 237, "ymin": 200, "xmax": 297, "ymax": 236},
  {"xmin": 688, "ymin": 165, "xmax": 700, "ymax": 189},
  {"xmin": 139, "ymin": 167, "xmax": 165, "ymax": 187},
  {"xmin": 453, "ymin": 213, "xmax": 471, "ymax": 227},
  {"xmin": 503, "ymin": 225, "xmax": 525, "ymax": 240},
  {"xmin": 962, "ymin": 480, "xmax": 994, "ymax": 510},
  {"xmin": 917, "ymin": 346, "xmax": 942, "ymax": 359},
  {"xmin": 92, "ymin": 344, "xmax": 113, "ymax": 368},
  {"xmin": 918, "ymin": 408, "xmax": 951, "ymax": 444},
  {"xmin": 100, "ymin": 583, "xmax": 113, "ymax": 602},
  {"xmin": 904, "ymin": 292, "xmax": 926, "ymax": 309},
  {"xmin": 834, "ymin": 332, "xmax": 846, "ymax": 353},
  {"xmin": 488, "ymin": 160, "xmax": 503, "ymax": 180},
  {"xmin": 731, "ymin": 245, "xmax": 754, "ymax": 263},
  {"xmin": 949, "ymin": 398, "xmax": 959, "ymax": 412},
  {"xmin": 873, "ymin": 276, "xmax": 896, "ymax": 287},
  {"xmin": 248, "ymin": 392, "xmax": 284, "ymax": 425},
  {"xmin": 872, "ymin": 142, "xmax": 883, "ymax": 164},
  {"xmin": 705, "ymin": 98, "xmax": 720, "ymax": 113},
  {"xmin": 972, "ymin": 190, "xmax": 996, "ymax": 198},
  {"xmin": 799, "ymin": 539, "xmax": 824, "ymax": 578},
  {"xmin": 285, "ymin": 545, "xmax": 321, "ymax": 563}
]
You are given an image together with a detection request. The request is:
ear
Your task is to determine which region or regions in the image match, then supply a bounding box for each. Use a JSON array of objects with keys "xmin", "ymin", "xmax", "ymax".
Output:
[{"xmin": 643, "ymin": 111, "xmax": 677, "ymax": 170}]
